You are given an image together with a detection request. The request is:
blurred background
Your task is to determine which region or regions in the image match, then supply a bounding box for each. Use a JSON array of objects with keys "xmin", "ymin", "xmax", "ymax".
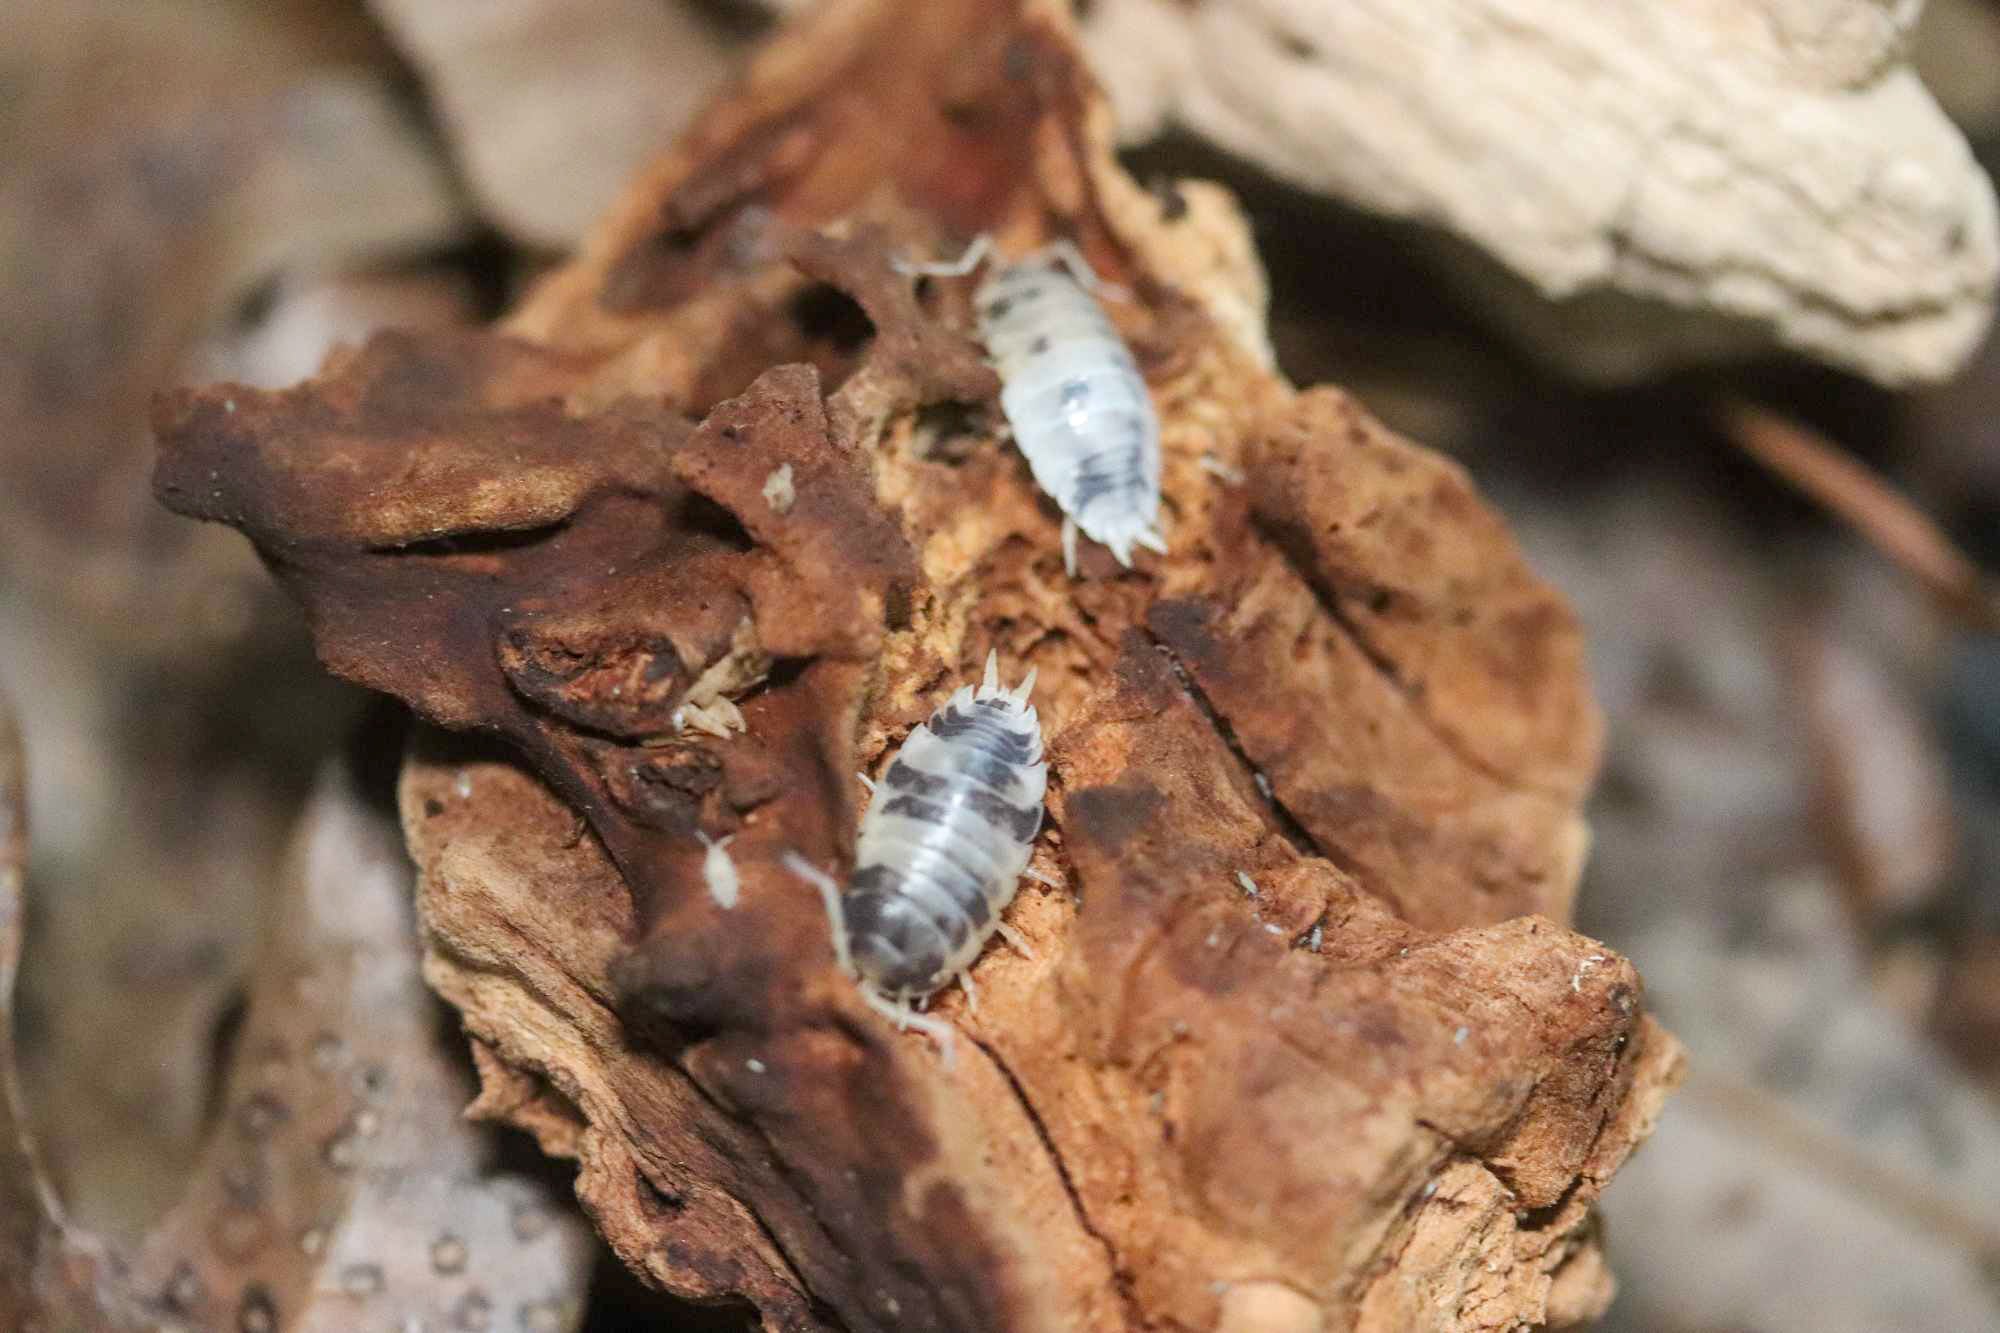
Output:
[{"xmin": 2, "ymin": 1, "xmax": 1997, "ymax": 1329}]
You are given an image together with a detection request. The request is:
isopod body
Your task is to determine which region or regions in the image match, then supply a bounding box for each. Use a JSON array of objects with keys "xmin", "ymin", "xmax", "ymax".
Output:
[
  {"xmin": 899, "ymin": 236, "xmax": 1167, "ymax": 573},
  {"xmin": 976, "ymin": 255, "xmax": 1165, "ymax": 572},
  {"xmin": 785, "ymin": 652, "xmax": 1047, "ymax": 1055}
]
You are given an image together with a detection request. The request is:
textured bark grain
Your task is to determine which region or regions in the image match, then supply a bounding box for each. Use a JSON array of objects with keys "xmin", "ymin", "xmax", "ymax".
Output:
[{"xmin": 152, "ymin": 1, "xmax": 1683, "ymax": 1328}]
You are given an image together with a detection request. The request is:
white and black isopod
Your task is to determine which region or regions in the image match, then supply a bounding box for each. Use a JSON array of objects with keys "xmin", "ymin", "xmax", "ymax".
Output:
[
  {"xmin": 784, "ymin": 651, "xmax": 1047, "ymax": 1061},
  {"xmin": 899, "ymin": 236, "xmax": 1166, "ymax": 575}
]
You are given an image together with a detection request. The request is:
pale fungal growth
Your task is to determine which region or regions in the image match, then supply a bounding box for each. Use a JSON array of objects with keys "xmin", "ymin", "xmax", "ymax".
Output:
[
  {"xmin": 897, "ymin": 235, "xmax": 1165, "ymax": 574},
  {"xmin": 697, "ymin": 831, "xmax": 740, "ymax": 910},
  {"xmin": 676, "ymin": 698, "xmax": 746, "ymax": 739},
  {"xmin": 1571, "ymin": 953, "xmax": 1607, "ymax": 993},
  {"xmin": 1080, "ymin": 0, "xmax": 2000, "ymax": 385},
  {"xmin": 784, "ymin": 651, "xmax": 1047, "ymax": 1064},
  {"xmin": 762, "ymin": 462, "xmax": 796, "ymax": 513},
  {"xmin": 671, "ymin": 616, "xmax": 767, "ymax": 739}
]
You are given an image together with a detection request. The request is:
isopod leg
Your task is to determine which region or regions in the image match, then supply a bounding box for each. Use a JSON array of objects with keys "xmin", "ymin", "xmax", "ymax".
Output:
[
  {"xmin": 855, "ymin": 771, "xmax": 876, "ymax": 794},
  {"xmin": 1062, "ymin": 515, "xmax": 1080, "ymax": 577},
  {"xmin": 996, "ymin": 920, "xmax": 1036, "ymax": 961},
  {"xmin": 1199, "ymin": 453, "xmax": 1246, "ymax": 485},
  {"xmin": 1030, "ymin": 239, "xmax": 1131, "ymax": 302},
  {"xmin": 959, "ymin": 969, "xmax": 980, "ymax": 1014},
  {"xmin": 860, "ymin": 987, "xmax": 958, "ymax": 1068},
  {"xmin": 780, "ymin": 851, "xmax": 854, "ymax": 977},
  {"xmin": 891, "ymin": 232, "xmax": 993, "ymax": 279},
  {"xmin": 1021, "ymin": 865, "xmax": 1059, "ymax": 888}
]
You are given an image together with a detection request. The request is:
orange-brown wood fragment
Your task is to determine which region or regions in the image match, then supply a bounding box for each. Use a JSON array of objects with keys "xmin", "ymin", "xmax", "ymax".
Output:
[{"xmin": 151, "ymin": 0, "xmax": 1682, "ymax": 1328}]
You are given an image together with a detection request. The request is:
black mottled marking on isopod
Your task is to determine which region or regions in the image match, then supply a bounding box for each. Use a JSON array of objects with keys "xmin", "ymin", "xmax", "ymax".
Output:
[
  {"xmin": 980, "ymin": 297, "xmax": 1013, "ymax": 323},
  {"xmin": 846, "ymin": 893, "xmax": 949, "ymax": 991},
  {"xmin": 930, "ymin": 840, "xmax": 1009, "ymax": 900},
  {"xmin": 1029, "ymin": 335, "xmax": 1051, "ymax": 355},
  {"xmin": 962, "ymin": 787, "xmax": 1043, "ymax": 842},
  {"xmin": 884, "ymin": 758, "xmax": 953, "ymax": 797},
  {"xmin": 1069, "ymin": 447, "xmax": 1125, "ymax": 511},
  {"xmin": 960, "ymin": 750, "xmax": 1024, "ymax": 795},
  {"xmin": 927, "ymin": 708, "xmax": 1036, "ymax": 760},
  {"xmin": 850, "ymin": 862, "xmax": 910, "ymax": 896},
  {"xmin": 880, "ymin": 793, "xmax": 949, "ymax": 825},
  {"xmin": 954, "ymin": 880, "xmax": 995, "ymax": 929},
  {"xmin": 894, "ymin": 877, "xmax": 978, "ymax": 951},
  {"xmin": 844, "ymin": 891, "xmax": 919, "ymax": 950}
]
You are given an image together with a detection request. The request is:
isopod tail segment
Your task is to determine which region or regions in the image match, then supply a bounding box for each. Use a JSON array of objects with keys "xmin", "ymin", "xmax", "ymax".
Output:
[
  {"xmin": 1062, "ymin": 514, "xmax": 1168, "ymax": 580},
  {"xmin": 780, "ymin": 850, "xmax": 961, "ymax": 1069}
]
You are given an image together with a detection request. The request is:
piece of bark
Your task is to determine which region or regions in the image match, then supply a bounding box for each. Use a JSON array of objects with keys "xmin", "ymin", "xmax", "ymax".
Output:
[
  {"xmin": 1081, "ymin": 0, "xmax": 1999, "ymax": 386},
  {"xmin": 0, "ymin": 701, "xmax": 594, "ymax": 1331},
  {"xmin": 153, "ymin": 0, "xmax": 1681, "ymax": 1327}
]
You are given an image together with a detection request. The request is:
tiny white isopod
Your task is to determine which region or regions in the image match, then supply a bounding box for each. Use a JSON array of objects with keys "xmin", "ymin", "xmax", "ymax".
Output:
[{"xmin": 697, "ymin": 831, "xmax": 739, "ymax": 910}]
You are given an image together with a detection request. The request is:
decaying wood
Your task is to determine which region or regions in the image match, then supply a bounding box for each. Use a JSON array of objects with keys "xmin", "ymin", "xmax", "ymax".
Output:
[
  {"xmin": 1081, "ymin": 0, "xmax": 2000, "ymax": 386},
  {"xmin": 151, "ymin": 0, "xmax": 1683, "ymax": 1327},
  {"xmin": 0, "ymin": 704, "xmax": 593, "ymax": 1331}
]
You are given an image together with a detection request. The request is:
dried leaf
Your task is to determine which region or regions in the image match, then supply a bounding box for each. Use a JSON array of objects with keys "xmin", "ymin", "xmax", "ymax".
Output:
[{"xmin": 0, "ymin": 699, "xmax": 593, "ymax": 1331}]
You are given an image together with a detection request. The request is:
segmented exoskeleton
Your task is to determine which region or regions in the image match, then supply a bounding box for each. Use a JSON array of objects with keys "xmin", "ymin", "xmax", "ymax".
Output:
[
  {"xmin": 784, "ymin": 652, "xmax": 1047, "ymax": 1060},
  {"xmin": 898, "ymin": 236, "xmax": 1166, "ymax": 575}
]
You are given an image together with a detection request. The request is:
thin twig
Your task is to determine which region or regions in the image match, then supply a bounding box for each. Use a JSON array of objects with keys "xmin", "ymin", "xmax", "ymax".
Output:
[
  {"xmin": 1717, "ymin": 400, "xmax": 2000, "ymax": 632},
  {"xmin": 1685, "ymin": 1070, "xmax": 2000, "ymax": 1267}
]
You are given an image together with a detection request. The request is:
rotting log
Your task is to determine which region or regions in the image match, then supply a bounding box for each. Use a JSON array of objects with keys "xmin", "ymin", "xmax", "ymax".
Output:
[{"xmin": 151, "ymin": 1, "xmax": 1684, "ymax": 1328}]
